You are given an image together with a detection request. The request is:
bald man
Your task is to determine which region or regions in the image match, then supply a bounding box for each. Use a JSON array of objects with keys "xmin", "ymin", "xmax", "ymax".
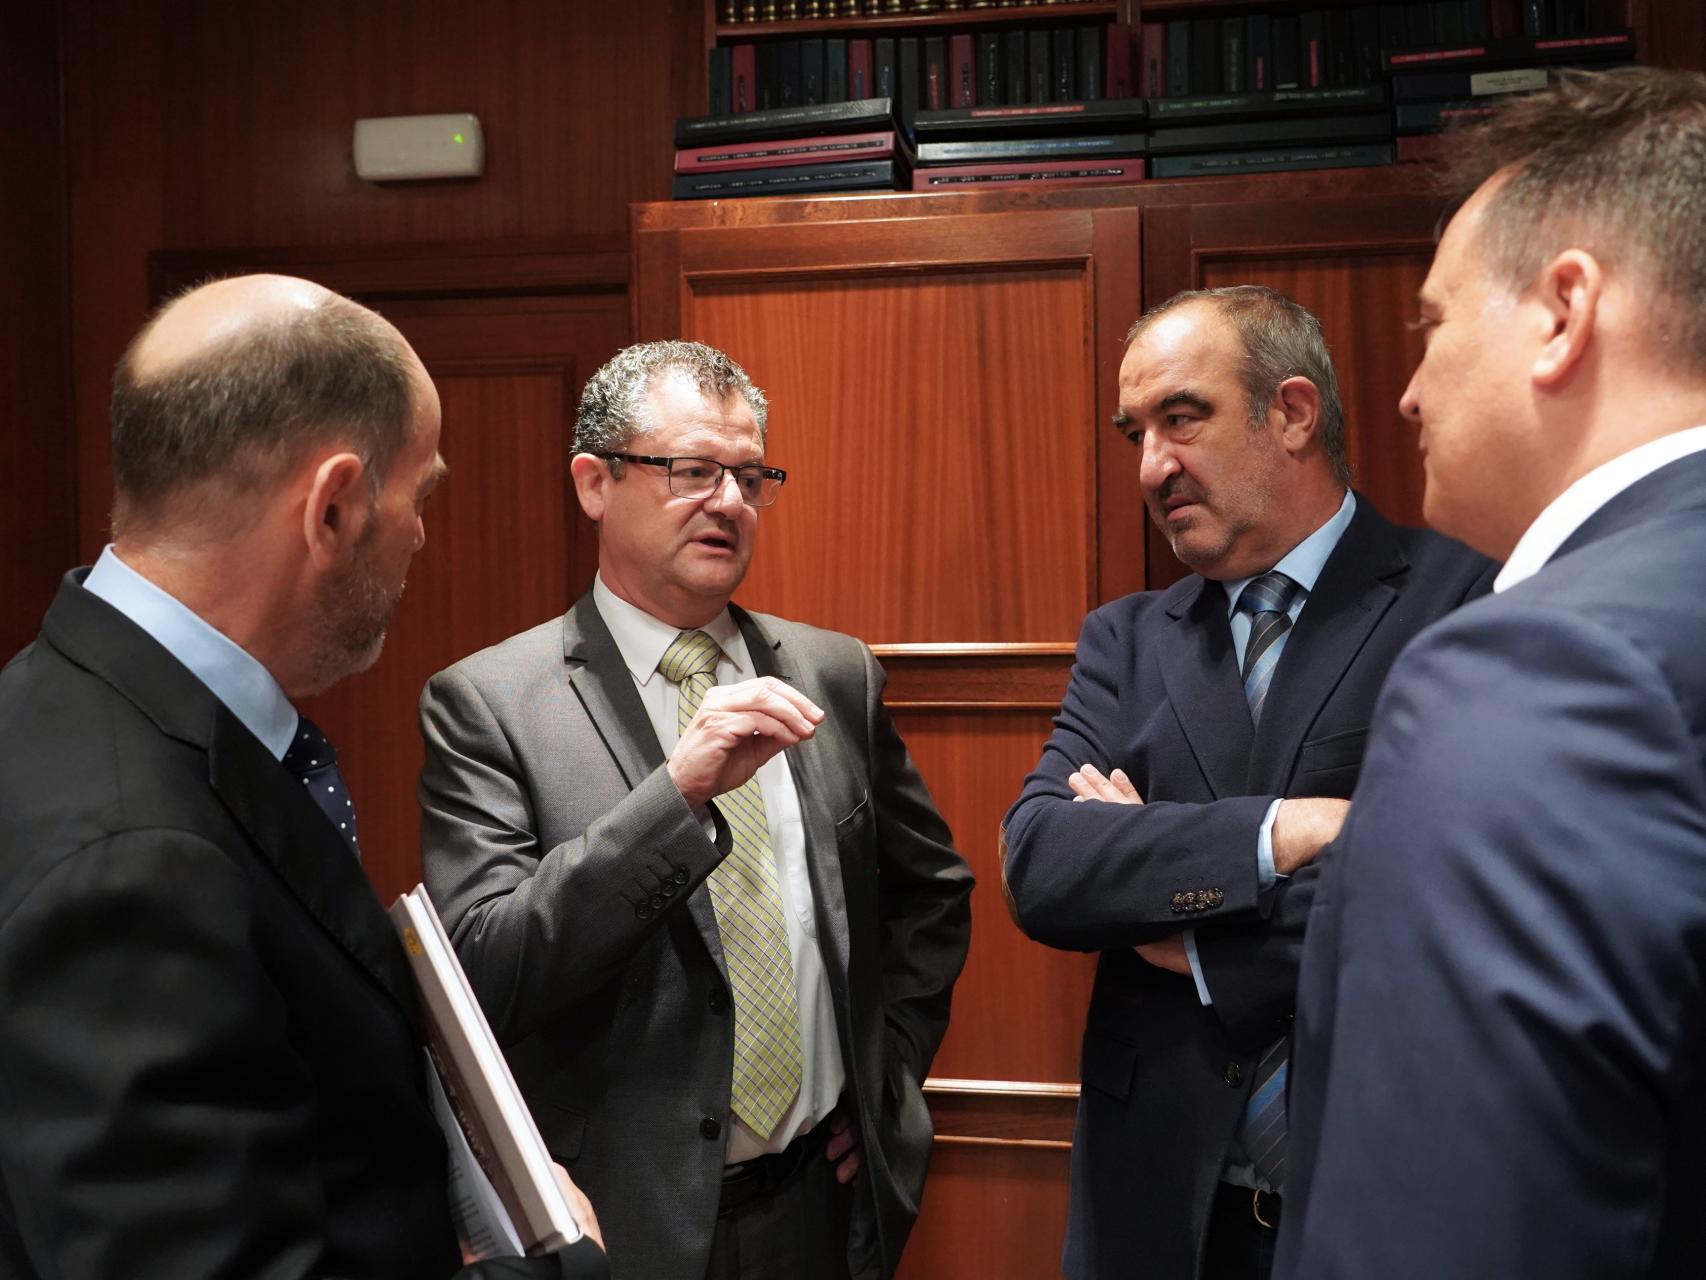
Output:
[{"xmin": 0, "ymin": 276, "xmax": 607, "ymax": 1279}]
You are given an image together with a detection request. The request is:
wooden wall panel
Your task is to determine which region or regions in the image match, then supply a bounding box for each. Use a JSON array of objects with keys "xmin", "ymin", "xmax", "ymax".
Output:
[
  {"xmin": 0, "ymin": 0, "xmax": 76, "ymax": 659},
  {"xmin": 156, "ymin": 0, "xmax": 698, "ymax": 249},
  {"xmin": 693, "ymin": 268, "xmax": 1097, "ymax": 644},
  {"xmin": 897, "ymin": 1141, "xmax": 1073, "ymax": 1280},
  {"xmin": 894, "ymin": 709, "xmax": 1097, "ymax": 1085}
]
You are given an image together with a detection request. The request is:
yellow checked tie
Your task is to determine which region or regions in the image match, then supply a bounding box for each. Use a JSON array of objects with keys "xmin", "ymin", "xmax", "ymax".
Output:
[{"xmin": 659, "ymin": 629, "xmax": 803, "ymax": 1139}]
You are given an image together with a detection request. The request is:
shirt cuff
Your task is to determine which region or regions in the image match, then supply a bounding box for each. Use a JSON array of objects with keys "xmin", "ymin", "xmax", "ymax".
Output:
[
  {"xmin": 1183, "ymin": 929, "xmax": 1213, "ymax": 1006},
  {"xmin": 1257, "ymin": 797, "xmax": 1284, "ymax": 890}
]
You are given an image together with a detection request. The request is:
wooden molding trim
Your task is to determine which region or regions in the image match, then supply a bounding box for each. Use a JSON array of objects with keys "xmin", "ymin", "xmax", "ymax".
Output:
[
  {"xmin": 875, "ymin": 644, "xmax": 1075, "ymax": 711},
  {"xmin": 923, "ymin": 1076, "xmax": 1080, "ymax": 1146}
]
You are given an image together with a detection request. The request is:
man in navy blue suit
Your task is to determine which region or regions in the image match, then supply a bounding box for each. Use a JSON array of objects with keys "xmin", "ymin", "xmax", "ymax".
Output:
[
  {"xmin": 1277, "ymin": 67, "xmax": 1706, "ymax": 1278},
  {"xmin": 1003, "ymin": 285, "xmax": 1492, "ymax": 1280}
]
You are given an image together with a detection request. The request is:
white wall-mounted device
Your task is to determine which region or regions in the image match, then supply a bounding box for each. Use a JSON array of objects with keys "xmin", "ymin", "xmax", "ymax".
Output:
[{"xmin": 353, "ymin": 113, "xmax": 484, "ymax": 182}]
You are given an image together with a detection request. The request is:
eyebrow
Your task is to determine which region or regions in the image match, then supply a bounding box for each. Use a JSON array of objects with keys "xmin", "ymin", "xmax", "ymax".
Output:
[{"xmin": 1157, "ymin": 391, "xmax": 1214, "ymax": 415}]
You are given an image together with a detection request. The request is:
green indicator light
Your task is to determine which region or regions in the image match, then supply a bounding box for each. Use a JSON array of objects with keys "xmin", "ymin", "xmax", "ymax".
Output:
[{"xmin": 452, "ymin": 132, "xmax": 465, "ymax": 144}]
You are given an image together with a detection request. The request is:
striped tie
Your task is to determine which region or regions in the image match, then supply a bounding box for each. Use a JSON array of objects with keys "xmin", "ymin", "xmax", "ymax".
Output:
[
  {"xmin": 1234, "ymin": 570, "xmax": 1303, "ymax": 1192},
  {"xmin": 659, "ymin": 630, "xmax": 802, "ymax": 1139},
  {"xmin": 1237, "ymin": 570, "xmax": 1302, "ymax": 726}
]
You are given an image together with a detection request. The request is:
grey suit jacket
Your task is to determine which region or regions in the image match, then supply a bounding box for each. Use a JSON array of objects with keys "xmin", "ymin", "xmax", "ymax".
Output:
[{"xmin": 418, "ymin": 594, "xmax": 973, "ymax": 1280}]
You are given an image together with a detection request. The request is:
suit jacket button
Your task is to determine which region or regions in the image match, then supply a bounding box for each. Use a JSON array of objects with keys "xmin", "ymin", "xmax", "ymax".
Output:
[
  {"xmin": 674, "ymin": 869, "xmax": 690, "ymax": 885},
  {"xmin": 661, "ymin": 880, "xmax": 677, "ymax": 897},
  {"xmin": 636, "ymin": 905, "xmax": 652, "ymax": 921},
  {"xmin": 709, "ymin": 990, "xmax": 729, "ymax": 1014},
  {"xmin": 1223, "ymin": 1062, "xmax": 1243, "ymax": 1087},
  {"xmin": 1207, "ymin": 888, "xmax": 1224, "ymax": 907},
  {"xmin": 650, "ymin": 894, "xmax": 666, "ymax": 910},
  {"xmin": 700, "ymin": 1116, "xmax": 722, "ymax": 1140}
]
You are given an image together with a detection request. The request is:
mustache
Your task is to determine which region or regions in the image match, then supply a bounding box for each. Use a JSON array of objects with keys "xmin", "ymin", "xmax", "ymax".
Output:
[{"xmin": 1150, "ymin": 476, "xmax": 1206, "ymax": 508}]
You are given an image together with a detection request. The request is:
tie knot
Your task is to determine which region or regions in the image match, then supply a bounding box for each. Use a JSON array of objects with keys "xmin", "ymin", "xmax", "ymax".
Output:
[
  {"xmin": 1237, "ymin": 570, "xmax": 1302, "ymax": 619},
  {"xmin": 282, "ymin": 715, "xmax": 337, "ymax": 777},
  {"xmin": 658, "ymin": 630, "xmax": 723, "ymax": 684}
]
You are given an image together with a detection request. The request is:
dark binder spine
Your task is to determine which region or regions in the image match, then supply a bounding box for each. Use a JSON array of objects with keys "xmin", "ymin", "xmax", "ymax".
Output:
[
  {"xmin": 1079, "ymin": 25, "xmax": 1104, "ymax": 100},
  {"xmin": 1166, "ymin": 20, "xmax": 1191, "ymax": 97},
  {"xmin": 1140, "ymin": 22, "xmax": 1166, "ymax": 98},
  {"xmin": 825, "ymin": 39, "xmax": 847, "ymax": 103},
  {"xmin": 874, "ymin": 38, "xmax": 897, "ymax": 101},
  {"xmin": 1273, "ymin": 16, "xmax": 1301, "ymax": 90},
  {"xmin": 1351, "ymin": 8, "xmax": 1380, "ymax": 84},
  {"xmin": 923, "ymin": 36, "xmax": 947, "ymax": 112},
  {"xmin": 898, "ymin": 37, "xmax": 921, "ymax": 135},
  {"xmin": 778, "ymin": 41, "xmax": 803, "ymax": 108},
  {"xmin": 1222, "ymin": 18, "xmax": 1246, "ymax": 94},
  {"xmin": 1106, "ymin": 22, "xmax": 1134, "ymax": 99},
  {"xmin": 1190, "ymin": 19, "xmax": 1220, "ymax": 95},
  {"xmin": 1300, "ymin": 11, "xmax": 1325, "ymax": 89},
  {"xmin": 1029, "ymin": 29, "xmax": 1052, "ymax": 106},
  {"xmin": 977, "ymin": 33, "xmax": 1001, "ymax": 105},
  {"xmin": 708, "ymin": 46, "xmax": 732, "ymax": 116},
  {"xmin": 1004, "ymin": 29, "xmax": 1028, "ymax": 104},
  {"xmin": 731, "ymin": 44, "xmax": 756, "ymax": 113},
  {"xmin": 756, "ymin": 43, "xmax": 779, "ymax": 110},
  {"xmin": 1246, "ymin": 14, "xmax": 1271, "ymax": 91},
  {"xmin": 1052, "ymin": 29, "xmax": 1076, "ymax": 101},
  {"xmin": 800, "ymin": 39, "xmax": 825, "ymax": 106}
]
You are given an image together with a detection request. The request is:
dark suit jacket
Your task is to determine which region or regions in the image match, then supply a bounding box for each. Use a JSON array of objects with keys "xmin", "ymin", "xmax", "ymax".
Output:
[
  {"xmin": 0, "ymin": 573, "xmax": 604, "ymax": 1280},
  {"xmin": 1002, "ymin": 496, "xmax": 1494, "ymax": 1279},
  {"xmin": 417, "ymin": 595, "xmax": 974, "ymax": 1280},
  {"xmin": 1278, "ymin": 451, "xmax": 1706, "ymax": 1278}
]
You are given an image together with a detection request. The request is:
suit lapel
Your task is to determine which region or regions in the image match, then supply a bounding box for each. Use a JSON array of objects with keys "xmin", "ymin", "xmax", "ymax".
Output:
[
  {"xmin": 1551, "ymin": 448, "xmax": 1706, "ymax": 564},
  {"xmin": 1157, "ymin": 577, "xmax": 1254, "ymax": 799},
  {"xmin": 1245, "ymin": 497, "xmax": 1404, "ymax": 792},
  {"xmin": 562, "ymin": 595, "xmax": 728, "ymax": 960},
  {"xmin": 734, "ymin": 607, "xmax": 853, "ymax": 980},
  {"xmin": 208, "ymin": 717, "xmax": 418, "ymax": 1025},
  {"xmin": 44, "ymin": 574, "xmax": 418, "ymax": 1027}
]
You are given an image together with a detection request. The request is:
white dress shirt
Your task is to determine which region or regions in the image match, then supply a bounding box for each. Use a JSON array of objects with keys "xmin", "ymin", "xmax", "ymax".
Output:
[
  {"xmin": 592, "ymin": 575, "xmax": 844, "ymax": 1163},
  {"xmin": 1495, "ymin": 425, "xmax": 1706, "ymax": 593}
]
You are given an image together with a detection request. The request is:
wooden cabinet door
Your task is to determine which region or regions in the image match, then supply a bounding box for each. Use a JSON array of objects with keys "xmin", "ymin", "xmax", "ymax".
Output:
[
  {"xmin": 634, "ymin": 194, "xmax": 1146, "ymax": 1280},
  {"xmin": 1141, "ymin": 189, "xmax": 1450, "ymax": 589}
]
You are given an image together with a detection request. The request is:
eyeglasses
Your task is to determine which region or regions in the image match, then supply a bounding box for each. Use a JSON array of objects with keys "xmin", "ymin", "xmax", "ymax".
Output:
[{"xmin": 598, "ymin": 453, "xmax": 787, "ymax": 507}]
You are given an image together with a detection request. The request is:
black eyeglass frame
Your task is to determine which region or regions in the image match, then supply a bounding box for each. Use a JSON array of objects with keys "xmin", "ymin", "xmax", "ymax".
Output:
[{"xmin": 596, "ymin": 452, "xmax": 788, "ymax": 507}]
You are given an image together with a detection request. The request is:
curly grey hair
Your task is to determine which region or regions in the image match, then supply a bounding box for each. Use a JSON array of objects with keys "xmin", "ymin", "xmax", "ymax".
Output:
[{"xmin": 573, "ymin": 340, "xmax": 770, "ymax": 457}]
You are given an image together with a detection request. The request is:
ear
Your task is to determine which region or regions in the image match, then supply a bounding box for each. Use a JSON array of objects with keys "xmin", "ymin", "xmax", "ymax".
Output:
[
  {"xmin": 1272, "ymin": 376, "xmax": 1323, "ymax": 455},
  {"xmin": 569, "ymin": 452, "xmax": 612, "ymax": 523},
  {"xmin": 301, "ymin": 451, "xmax": 372, "ymax": 570},
  {"xmin": 1531, "ymin": 249, "xmax": 1600, "ymax": 386}
]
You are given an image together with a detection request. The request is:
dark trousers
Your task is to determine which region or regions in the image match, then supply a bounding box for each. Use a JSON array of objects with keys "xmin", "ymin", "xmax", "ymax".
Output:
[
  {"xmin": 705, "ymin": 1123, "xmax": 853, "ymax": 1280},
  {"xmin": 1201, "ymin": 1182, "xmax": 1281, "ymax": 1280}
]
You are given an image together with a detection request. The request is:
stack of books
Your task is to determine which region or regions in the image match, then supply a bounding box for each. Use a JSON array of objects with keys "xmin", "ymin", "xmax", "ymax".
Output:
[
  {"xmin": 908, "ymin": 98, "xmax": 1147, "ymax": 191},
  {"xmin": 673, "ymin": 97, "xmax": 902, "ymax": 200},
  {"xmin": 1385, "ymin": 27, "xmax": 1636, "ymax": 160},
  {"xmin": 1146, "ymin": 85, "xmax": 1393, "ymax": 179}
]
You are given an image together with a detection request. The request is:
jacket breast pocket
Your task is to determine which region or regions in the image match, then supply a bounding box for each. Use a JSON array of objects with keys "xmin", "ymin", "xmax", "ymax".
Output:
[
  {"xmin": 834, "ymin": 789, "xmax": 871, "ymax": 842},
  {"xmin": 535, "ymin": 1076, "xmax": 587, "ymax": 1163},
  {"xmin": 1296, "ymin": 727, "xmax": 1368, "ymax": 796}
]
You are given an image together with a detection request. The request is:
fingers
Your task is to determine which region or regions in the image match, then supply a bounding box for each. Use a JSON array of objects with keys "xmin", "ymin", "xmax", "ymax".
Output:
[
  {"xmin": 553, "ymin": 1164, "xmax": 606, "ymax": 1251},
  {"xmin": 824, "ymin": 1111, "xmax": 863, "ymax": 1184},
  {"xmin": 1068, "ymin": 764, "xmax": 1144, "ymax": 805},
  {"xmin": 699, "ymin": 676, "xmax": 824, "ymax": 737}
]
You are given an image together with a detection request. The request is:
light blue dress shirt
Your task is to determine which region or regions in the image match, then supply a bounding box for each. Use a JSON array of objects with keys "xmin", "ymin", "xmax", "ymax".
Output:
[
  {"xmin": 1181, "ymin": 490, "xmax": 1357, "ymax": 1005},
  {"xmin": 83, "ymin": 545, "xmax": 298, "ymax": 760}
]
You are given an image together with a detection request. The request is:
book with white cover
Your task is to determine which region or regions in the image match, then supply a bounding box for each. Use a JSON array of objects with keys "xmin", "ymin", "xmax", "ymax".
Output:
[{"xmin": 389, "ymin": 884, "xmax": 582, "ymax": 1257}]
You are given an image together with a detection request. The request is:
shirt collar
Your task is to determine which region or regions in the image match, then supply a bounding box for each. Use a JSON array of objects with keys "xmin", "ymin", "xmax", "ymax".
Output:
[
  {"xmin": 82, "ymin": 545, "xmax": 299, "ymax": 760},
  {"xmin": 1494, "ymin": 425, "xmax": 1706, "ymax": 593},
  {"xmin": 592, "ymin": 574, "xmax": 748, "ymax": 682},
  {"xmin": 1221, "ymin": 489, "xmax": 1357, "ymax": 615}
]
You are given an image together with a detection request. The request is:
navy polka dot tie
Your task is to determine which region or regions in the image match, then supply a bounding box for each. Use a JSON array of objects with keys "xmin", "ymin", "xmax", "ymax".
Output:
[{"xmin": 283, "ymin": 716, "xmax": 360, "ymax": 860}]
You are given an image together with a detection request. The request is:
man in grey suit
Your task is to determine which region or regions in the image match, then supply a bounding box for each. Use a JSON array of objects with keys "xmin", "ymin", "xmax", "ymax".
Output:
[
  {"xmin": 1277, "ymin": 67, "xmax": 1706, "ymax": 1277},
  {"xmin": 418, "ymin": 340, "xmax": 974, "ymax": 1280}
]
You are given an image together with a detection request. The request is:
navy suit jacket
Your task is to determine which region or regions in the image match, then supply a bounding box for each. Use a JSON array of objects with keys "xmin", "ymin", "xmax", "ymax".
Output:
[
  {"xmin": 1278, "ymin": 450, "xmax": 1706, "ymax": 1278},
  {"xmin": 1003, "ymin": 495, "xmax": 1493, "ymax": 1279}
]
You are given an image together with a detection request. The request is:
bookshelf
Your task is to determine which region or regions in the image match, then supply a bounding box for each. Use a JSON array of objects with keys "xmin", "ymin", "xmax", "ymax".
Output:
[{"xmin": 716, "ymin": 1, "xmax": 1123, "ymax": 37}]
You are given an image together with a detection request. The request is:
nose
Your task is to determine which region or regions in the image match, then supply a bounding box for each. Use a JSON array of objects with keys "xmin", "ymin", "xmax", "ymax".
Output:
[
  {"xmin": 1138, "ymin": 432, "xmax": 1179, "ymax": 494},
  {"xmin": 703, "ymin": 468, "xmax": 746, "ymax": 515},
  {"xmin": 1398, "ymin": 372, "xmax": 1422, "ymax": 424}
]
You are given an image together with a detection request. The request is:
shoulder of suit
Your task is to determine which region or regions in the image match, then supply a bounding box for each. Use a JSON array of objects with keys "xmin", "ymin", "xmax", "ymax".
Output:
[
  {"xmin": 430, "ymin": 613, "xmax": 565, "ymax": 686},
  {"xmin": 736, "ymin": 606, "xmax": 868, "ymax": 664}
]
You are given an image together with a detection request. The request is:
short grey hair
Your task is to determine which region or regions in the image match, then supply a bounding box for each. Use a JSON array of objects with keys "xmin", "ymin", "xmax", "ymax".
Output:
[
  {"xmin": 1440, "ymin": 65, "xmax": 1706, "ymax": 377},
  {"xmin": 1126, "ymin": 285, "xmax": 1351, "ymax": 485},
  {"xmin": 573, "ymin": 340, "xmax": 769, "ymax": 457}
]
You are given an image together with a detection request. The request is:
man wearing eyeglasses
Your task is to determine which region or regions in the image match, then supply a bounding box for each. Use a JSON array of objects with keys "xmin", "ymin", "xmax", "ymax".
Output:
[{"xmin": 416, "ymin": 340, "xmax": 973, "ymax": 1280}]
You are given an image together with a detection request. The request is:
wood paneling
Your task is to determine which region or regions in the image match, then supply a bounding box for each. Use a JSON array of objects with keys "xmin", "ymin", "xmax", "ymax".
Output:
[
  {"xmin": 156, "ymin": 0, "xmax": 698, "ymax": 249},
  {"xmin": 695, "ymin": 267, "xmax": 1097, "ymax": 643},
  {"xmin": 896, "ymin": 1140, "xmax": 1074, "ymax": 1280},
  {"xmin": 1, "ymin": 0, "xmax": 76, "ymax": 659},
  {"xmin": 897, "ymin": 710, "xmax": 1097, "ymax": 1085}
]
